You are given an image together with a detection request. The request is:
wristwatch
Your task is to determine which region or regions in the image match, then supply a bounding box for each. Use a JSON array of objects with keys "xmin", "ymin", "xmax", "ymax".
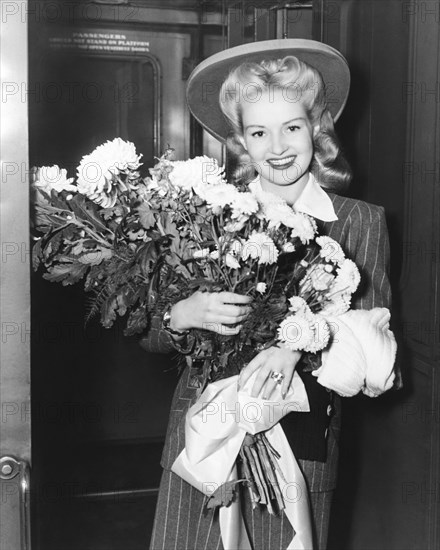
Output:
[{"xmin": 162, "ymin": 306, "xmax": 190, "ymax": 337}]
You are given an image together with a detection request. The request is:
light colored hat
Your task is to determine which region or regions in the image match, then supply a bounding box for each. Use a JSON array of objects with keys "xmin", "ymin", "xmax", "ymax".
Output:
[{"xmin": 186, "ymin": 39, "xmax": 350, "ymax": 143}]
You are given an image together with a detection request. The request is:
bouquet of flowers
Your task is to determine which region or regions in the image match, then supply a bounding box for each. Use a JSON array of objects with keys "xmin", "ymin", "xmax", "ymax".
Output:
[{"xmin": 31, "ymin": 138, "xmax": 361, "ymax": 514}]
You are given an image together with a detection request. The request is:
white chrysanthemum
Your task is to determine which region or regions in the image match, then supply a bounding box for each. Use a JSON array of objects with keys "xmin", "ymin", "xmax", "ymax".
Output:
[
  {"xmin": 288, "ymin": 296, "xmax": 308, "ymax": 312},
  {"xmin": 35, "ymin": 165, "xmax": 76, "ymax": 193},
  {"xmin": 225, "ymin": 253, "xmax": 241, "ymax": 269},
  {"xmin": 316, "ymin": 236, "xmax": 345, "ymax": 265},
  {"xmin": 333, "ymin": 258, "xmax": 361, "ymax": 293},
  {"xmin": 290, "ymin": 213, "xmax": 317, "ymax": 244},
  {"xmin": 226, "ymin": 239, "xmax": 243, "ymax": 256},
  {"xmin": 250, "ymin": 182, "xmax": 284, "ymax": 207},
  {"xmin": 76, "ymin": 138, "xmax": 142, "ymax": 207},
  {"xmin": 288, "ymin": 296, "xmax": 312, "ymax": 318},
  {"xmin": 231, "ymin": 192, "xmax": 259, "ymax": 218},
  {"xmin": 262, "ymin": 202, "xmax": 298, "ymax": 229},
  {"xmin": 193, "ymin": 248, "xmax": 210, "ymax": 259},
  {"xmin": 169, "ymin": 155, "xmax": 225, "ymax": 193},
  {"xmin": 282, "ymin": 242, "xmax": 296, "ymax": 253},
  {"xmin": 208, "ymin": 243, "xmax": 241, "ymax": 269},
  {"xmin": 309, "ymin": 265, "xmax": 335, "ymax": 291},
  {"xmin": 202, "ymin": 183, "xmax": 239, "ymax": 209},
  {"xmin": 241, "ymin": 231, "xmax": 279, "ymax": 265},
  {"xmin": 303, "ymin": 316, "xmax": 330, "ymax": 353},
  {"xmin": 224, "ymin": 214, "xmax": 249, "ymax": 232},
  {"xmin": 144, "ymin": 176, "xmax": 169, "ymax": 197},
  {"xmin": 320, "ymin": 293, "xmax": 351, "ymax": 316},
  {"xmin": 256, "ymin": 282, "xmax": 267, "ymax": 294},
  {"xmin": 277, "ymin": 315, "xmax": 314, "ymax": 351}
]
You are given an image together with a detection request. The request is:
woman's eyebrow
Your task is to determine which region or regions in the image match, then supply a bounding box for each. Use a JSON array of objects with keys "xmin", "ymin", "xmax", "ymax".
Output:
[
  {"xmin": 244, "ymin": 124, "xmax": 266, "ymax": 130},
  {"xmin": 245, "ymin": 117, "xmax": 306, "ymax": 131},
  {"xmin": 283, "ymin": 117, "xmax": 306, "ymax": 124}
]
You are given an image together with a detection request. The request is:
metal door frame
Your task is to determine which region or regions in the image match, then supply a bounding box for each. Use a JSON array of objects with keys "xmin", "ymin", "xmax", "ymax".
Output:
[{"xmin": 1, "ymin": 2, "xmax": 32, "ymax": 549}]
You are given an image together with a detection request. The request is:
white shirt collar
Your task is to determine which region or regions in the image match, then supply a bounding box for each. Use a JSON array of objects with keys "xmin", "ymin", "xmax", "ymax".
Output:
[{"xmin": 248, "ymin": 172, "xmax": 338, "ymax": 222}]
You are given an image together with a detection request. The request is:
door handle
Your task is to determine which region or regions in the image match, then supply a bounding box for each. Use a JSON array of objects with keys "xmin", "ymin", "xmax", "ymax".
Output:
[{"xmin": 0, "ymin": 456, "xmax": 31, "ymax": 550}]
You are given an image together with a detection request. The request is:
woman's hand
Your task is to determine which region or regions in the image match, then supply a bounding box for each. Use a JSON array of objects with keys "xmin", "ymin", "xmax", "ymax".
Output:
[
  {"xmin": 169, "ymin": 291, "xmax": 253, "ymax": 334},
  {"xmin": 238, "ymin": 346, "xmax": 302, "ymax": 400}
]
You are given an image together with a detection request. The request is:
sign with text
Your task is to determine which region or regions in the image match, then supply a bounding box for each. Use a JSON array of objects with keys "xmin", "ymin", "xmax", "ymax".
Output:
[{"xmin": 48, "ymin": 28, "xmax": 150, "ymax": 54}]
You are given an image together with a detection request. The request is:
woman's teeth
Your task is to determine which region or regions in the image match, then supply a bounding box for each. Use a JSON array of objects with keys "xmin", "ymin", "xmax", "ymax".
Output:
[{"xmin": 267, "ymin": 156, "xmax": 296, "ymax": 168}]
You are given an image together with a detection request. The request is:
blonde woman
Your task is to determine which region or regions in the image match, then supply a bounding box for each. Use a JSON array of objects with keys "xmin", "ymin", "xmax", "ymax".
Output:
[{"xmin": 141, "ymin": 39, "xmax": 392, "ymax": 550}]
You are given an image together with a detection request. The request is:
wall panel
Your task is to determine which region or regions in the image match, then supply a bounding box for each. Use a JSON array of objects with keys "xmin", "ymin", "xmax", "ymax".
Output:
[{"xmin": 314, "ymin": 2, "xmax": 440, "ymax": 549}]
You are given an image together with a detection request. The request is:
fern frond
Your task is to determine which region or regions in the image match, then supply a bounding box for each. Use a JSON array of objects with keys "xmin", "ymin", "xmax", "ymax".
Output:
[{"xmin": 84, "ymin": 280, "xmax": 114, "ymax": 327}]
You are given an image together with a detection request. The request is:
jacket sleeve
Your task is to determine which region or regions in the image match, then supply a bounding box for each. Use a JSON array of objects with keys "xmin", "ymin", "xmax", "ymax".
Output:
[
  {"xmin": 351, "ymin": 204, "xmax": 392, "ymax": 310},
  {"xmin": 349, "ymin": 203, "xmax": 402, "ymax": 389},
  {"xmin": 138, "ymin": 312, "xmax": 195, "ymax": 355}
]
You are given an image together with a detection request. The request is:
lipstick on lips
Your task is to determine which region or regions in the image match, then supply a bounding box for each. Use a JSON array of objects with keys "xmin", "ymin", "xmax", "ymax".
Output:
[{"xmin": 266, "ymin": 156, "xmax": 297, "ymax": 170}]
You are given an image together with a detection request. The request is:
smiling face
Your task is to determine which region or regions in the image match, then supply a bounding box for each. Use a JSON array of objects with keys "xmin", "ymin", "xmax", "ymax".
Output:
[{"xmin": 239, "ymin": 88, "xmax": 315, "ymax": 202}]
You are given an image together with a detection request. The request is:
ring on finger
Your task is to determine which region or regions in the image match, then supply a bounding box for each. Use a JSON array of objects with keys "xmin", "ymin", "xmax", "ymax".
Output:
[{"xmin": 270, "ymin": 371, "xmax": 285, "ymax": 385}]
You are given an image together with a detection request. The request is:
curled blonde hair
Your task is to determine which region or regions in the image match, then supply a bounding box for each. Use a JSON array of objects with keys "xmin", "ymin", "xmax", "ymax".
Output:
[{"xmin": 219, "ymin": 56, "xmax": 352, "ymax": 193}]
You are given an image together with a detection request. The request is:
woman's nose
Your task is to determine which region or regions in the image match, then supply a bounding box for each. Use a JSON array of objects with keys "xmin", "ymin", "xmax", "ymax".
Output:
[{"xmin": 270, "ymin": 133, "xmax": 288, "ymax": 156}]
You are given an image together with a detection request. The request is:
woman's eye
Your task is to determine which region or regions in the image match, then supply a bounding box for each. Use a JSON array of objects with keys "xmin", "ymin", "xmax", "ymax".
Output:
[
  {"xmin": 251, "ymin": 130, "xmax": 265, "ymax": 138},
  {"xmin": 286, "ymin": 125, "xmax": 300, "ymax": 132}
]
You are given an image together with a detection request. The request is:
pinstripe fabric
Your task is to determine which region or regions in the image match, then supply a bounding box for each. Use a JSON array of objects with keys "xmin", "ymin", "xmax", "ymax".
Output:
[
  {"xmin": 320, "ymin": 193, "xmax": 391, "ymax": 311},
  {"xmin": 150, "ymin": 468, "xmax": 222, "ymax": 550},
  {"xmin": 308, "ymin": 491, "xmax": 333, "ymax": 550},
  {"xmin": 141, "ymin": 193, "xmax": 392, "ymax": 549},
  {"xmin": 151, "ymin": 469, "xmax": 334, "ymax": 550}
]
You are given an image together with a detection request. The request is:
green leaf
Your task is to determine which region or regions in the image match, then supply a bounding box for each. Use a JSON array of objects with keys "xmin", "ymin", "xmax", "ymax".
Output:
[
  {"xmin": 206, "ymin": 479, "xmax": 244, "ymax": 509},
  {"xmin": 31, "ymin": 186, "xmax": 51, "ymax": 207},
  {"xmin": 100, "ymin": 293, "xmax": 118, "ymax": 328},
  {"xmin": 43, "ymin": 261, "xmax": 88, "ymax": 285},
  {"xmin": 137, "ymin": 202, "xmax": 156, "ymax": 229},
  {"xmin": 69, "ymin": 194, "xmax": 108, "ymax": 234},
  {"xmin": 44, "ymin": 230, "xmax": 66, "ymax": 259},
  {"xmin": 77, "ymin": 247, "xmax": 113, "ymax": 266},
  {"xmin": 115, "ymin": 285, "xmax": 135, "ymax": 317},
  {"xmin": 33, "ymin": 211, "xmax": 62, "ymax": 231},
  {"xmin": 124, "ymin": 304, "xmax": 149, "ymax": 336},
  {"xmin": 49, "ymin": 189, "xmax": 72, "ymax": 210},
  {"xmin": 32, "ymin": 239, "xmax": 42, "ymax": 271},
  {"xmin": 137, "ymin": 240, "xmax": 158, "ymax": 276}
]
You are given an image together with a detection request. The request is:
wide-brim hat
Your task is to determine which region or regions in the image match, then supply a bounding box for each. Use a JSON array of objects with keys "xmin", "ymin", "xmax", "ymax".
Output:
[{"xmin": 186, "ymin": 39, "xmax": 350, "ymax": 143}]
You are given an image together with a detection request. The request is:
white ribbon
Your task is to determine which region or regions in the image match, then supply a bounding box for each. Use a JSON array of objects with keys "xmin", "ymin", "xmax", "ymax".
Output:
[{"xmin": 172, "ymin": 371, "xmax": 313, "ymax": 550}]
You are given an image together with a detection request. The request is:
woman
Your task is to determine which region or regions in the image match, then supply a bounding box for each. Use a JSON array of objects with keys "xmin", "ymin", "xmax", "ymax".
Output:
[{"xmin": 140, "ymin": 39, "xmax": 393, "ymax": 550}]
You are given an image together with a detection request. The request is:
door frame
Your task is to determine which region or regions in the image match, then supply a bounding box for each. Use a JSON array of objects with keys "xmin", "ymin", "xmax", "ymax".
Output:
[{"xmin": 0, "ymin": 2, "xmax": 32, "ymax": 549}]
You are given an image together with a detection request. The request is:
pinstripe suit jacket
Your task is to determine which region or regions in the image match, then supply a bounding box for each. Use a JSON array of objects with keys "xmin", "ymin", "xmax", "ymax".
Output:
[{"xmin": 139, "ymin": 192, "xmax": 392, "ymax": 492}]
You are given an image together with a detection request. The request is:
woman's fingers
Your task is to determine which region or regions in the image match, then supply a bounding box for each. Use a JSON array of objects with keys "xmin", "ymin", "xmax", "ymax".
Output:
[
  {"xmin": 217, "ymin": 303, "xmax": 252, "ymax": 318},
  {"xmin": 238, "ymin": 347, "xmax": 302, "ymax": 399},
  {"xmin": 250, "ymin": 367, "xmax": 272, "ymax": 398},
  {"xmin": 263, "ymin": 368, "xmax": 294, "ymax": 400},
  {"xmin": 213, "ymin": 313, "xmax": 250, "ymax": 326},
  {"xmin": 202, "ymin": 300, "xmax": 252, "ymax": 328},
  {"xmin": 209, "ymin": 323, "xmax": 242, "ymax": 335},
  {"xmin": 180, "ymin": 291, "xmax": 252, "ymax": 331},
  {"xmin": 218, "ymin": 292, "xmax": 253, "ymax": 305},
  {"xmin": 263, "ymin": 377, "xmax": 280, "ymax": 401},
  {"xmin": 238, "ymin": 354, "xmax": 263, "ymax": 389},
  {"xmin": 239, "ymin": 351, "xmax": 272, "ymax": 398}
]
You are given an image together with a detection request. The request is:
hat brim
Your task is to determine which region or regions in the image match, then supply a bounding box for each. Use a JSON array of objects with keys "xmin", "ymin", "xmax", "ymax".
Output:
[{"xmin": 186, "ymin": 39, "xmax": 350, "ymax": 143}]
